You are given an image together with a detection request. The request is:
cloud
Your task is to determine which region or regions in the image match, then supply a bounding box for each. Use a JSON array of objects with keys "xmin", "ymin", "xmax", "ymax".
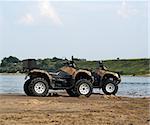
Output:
[
  {"xmin": 19, "ymin": 13, "xmax": 34, "ymax": 24},
  {"xmin": 38, "ymin": 0, "xmax": 62, "ymax": 25},
  {"xmin": 19, "ymin": 0, "xmax": 62, "ymax": 26},
  {"xmin": 117, "ymin": 0, "xmax": 138, "ymax": 18}
]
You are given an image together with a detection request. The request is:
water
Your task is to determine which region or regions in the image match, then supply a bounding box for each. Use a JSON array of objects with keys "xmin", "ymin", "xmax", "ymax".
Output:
[
  {"xmin": 0, "ymin": 74, "xmax": 150, "ymax": 97},
  {"xmin": 117, "ymin": 76, "xmax": 150, "ymax": 97},
  {"xmin": 0, "ymin": 75, "xmax": 24, "ymax": 94}
]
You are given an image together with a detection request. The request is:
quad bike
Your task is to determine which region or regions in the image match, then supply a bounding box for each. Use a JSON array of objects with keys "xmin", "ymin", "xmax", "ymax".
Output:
[
  {"xmin": 23, "ymin": 59, "xmax": 121, "ymax": 97},
  {"xmin": 23, "ymin": 58, "xmax": 93, "ymax": 97},
  {"xmin": 92, "ymin": 61, "xmax": 121, "ymax": 95}
]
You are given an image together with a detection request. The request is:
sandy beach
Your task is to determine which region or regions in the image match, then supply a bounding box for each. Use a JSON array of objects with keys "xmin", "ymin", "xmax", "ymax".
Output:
[{"xmin": 0, "ymin": 94, "xmax": 149, "ymax": 125}]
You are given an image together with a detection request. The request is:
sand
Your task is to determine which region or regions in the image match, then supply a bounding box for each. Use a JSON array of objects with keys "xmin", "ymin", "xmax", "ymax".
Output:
[{"xmin": 0, "ymin": 94, "xmax": 149, "ymax": 125}]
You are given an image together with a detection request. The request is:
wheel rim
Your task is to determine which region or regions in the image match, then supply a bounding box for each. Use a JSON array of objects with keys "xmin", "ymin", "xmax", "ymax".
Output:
[
  {"xmin": 79, "ymin": 83, "xmax": 90, "ymax": 95},
  {"xmin": 34, "ymin": 82, "xmax": 46, "ymax": 94},
  {"xmin": 105, "ymin": 83, "xmax": 115, "ymax": 93}
]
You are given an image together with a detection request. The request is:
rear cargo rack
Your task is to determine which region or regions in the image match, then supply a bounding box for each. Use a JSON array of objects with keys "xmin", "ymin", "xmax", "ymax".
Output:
[{"xmin": 22, "ymin": 59, "xmax": 38, "ymax": 72}]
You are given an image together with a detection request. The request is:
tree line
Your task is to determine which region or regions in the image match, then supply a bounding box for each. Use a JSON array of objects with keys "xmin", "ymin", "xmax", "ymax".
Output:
[
  {"xmin": 0, "ymin": 56, "xmax": 85, "ymax": 73},
  {"xmin": 0, "ymin": 56, "xmax": 149, "ymax": 75}
]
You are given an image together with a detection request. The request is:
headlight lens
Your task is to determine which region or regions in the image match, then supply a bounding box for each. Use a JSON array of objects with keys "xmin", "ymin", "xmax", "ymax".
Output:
[{"xmin": 115, "ymin": 73, "xmax": 119, "ymax": 78}]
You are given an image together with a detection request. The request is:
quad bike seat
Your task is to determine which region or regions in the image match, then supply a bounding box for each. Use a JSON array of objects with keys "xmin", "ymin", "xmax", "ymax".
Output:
[{"xmin": 49, "ymin": 71, "xmax": 72, "ymax": 79}]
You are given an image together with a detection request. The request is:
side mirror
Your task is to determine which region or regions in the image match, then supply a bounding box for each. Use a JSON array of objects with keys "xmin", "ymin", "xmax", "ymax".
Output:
[
  {"xmin": 98, "ymin": 60, "xmax": 103, "ymax": 67},
  {"xmin": 71, "ymin": 56, "xmax": 74, "ymax": 61}
]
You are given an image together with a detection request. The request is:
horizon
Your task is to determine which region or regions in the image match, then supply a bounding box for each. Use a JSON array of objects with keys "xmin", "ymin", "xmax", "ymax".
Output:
[{"xmin": 0, "ymin": 55, "xmax": 149, "ymax": 62}]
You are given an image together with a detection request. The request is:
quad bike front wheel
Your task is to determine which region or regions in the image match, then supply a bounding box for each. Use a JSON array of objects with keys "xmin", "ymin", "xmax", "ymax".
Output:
[
  {"xmin": 102, "ymin": 80, "xmax": 118, "ymax": 95},
  {"xmin": 75, "ymin": 79, "xmax": 93, "ymax": 97},
  {"xmin": 28, "ymin": 77, "xmax": 49, "ymax": 97}
]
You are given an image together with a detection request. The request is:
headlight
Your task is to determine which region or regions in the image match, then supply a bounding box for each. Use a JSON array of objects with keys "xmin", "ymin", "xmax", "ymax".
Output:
[{"xmin": 115, "ymin": 73, "xmax": 119, "ymax": 78}]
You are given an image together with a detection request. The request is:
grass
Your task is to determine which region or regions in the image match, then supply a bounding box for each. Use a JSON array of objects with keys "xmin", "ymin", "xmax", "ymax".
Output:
[{"xmin": 76, "ymin": 58, "xmax": 150, "ymax": 75}]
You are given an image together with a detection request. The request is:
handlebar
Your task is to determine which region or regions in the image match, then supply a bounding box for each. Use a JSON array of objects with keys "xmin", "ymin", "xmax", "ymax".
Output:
[{"xmin": 63, "ymin": 60, "xmax": 76, "ymax": 68}]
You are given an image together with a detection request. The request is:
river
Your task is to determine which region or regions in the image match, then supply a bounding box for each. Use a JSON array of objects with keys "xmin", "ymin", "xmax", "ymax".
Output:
[{"xmin": 0, "ymin": 74, "xmax": 149, "ymax": 97}]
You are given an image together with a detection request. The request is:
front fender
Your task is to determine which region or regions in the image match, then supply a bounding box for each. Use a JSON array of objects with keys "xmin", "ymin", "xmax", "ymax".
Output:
[{"xmin": 102, "ymin": 72, "xmax": 121, "ymax": 84}]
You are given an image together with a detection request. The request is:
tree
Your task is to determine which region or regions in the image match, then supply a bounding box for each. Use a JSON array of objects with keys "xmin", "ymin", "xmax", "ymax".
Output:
[
  {"xmin": 52, "ymin": 57, "xmax": 62, "ymax": 62},
  {"xmin": 1, "ymin": 56, "xmax": 20, "ymax": 67}
]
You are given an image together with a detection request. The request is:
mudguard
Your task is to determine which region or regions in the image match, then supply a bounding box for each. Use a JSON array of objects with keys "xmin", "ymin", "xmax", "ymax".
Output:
[{"xmin": 26, "ymin": 69, "xmax": 52, "ymax": 82}]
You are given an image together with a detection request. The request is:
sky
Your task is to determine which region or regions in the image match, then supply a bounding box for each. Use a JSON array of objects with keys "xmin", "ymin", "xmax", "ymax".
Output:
[{"xmin": 0, "ymin": 0, "xmax": 149, "ymax": 61}]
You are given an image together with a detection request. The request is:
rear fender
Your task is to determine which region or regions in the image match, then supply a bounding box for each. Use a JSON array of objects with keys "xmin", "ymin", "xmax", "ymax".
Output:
[{"xmin": 27, "ymin": 69, "xmax": 52, "ymax": 84}]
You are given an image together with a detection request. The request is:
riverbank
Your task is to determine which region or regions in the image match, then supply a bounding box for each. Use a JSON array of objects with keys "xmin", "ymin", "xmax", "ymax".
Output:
[{"xmin": 0, "ymin": 94, "xmax": 149, "ymax": 125}]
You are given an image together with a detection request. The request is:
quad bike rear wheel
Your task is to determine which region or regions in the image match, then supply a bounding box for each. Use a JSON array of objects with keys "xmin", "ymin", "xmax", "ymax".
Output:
[
  {"xmin": 75, "ymin": 79, "xmax": 93, "ymax": 97},
  {"xmin": 102, "ymin": 80, "xmax": 118, "ymax": 95},
  {"xmin": 28, "ymin": 77, "xmax": 49, "ymax": 97},
  {"xmin": 24, "ymin": 79, "xmax": 32, "ymax": 96}
]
